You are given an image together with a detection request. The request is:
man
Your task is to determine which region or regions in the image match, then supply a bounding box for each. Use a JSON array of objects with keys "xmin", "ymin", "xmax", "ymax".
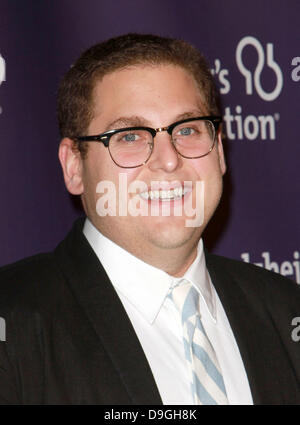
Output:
[{"xmin": 0, "ymin": 33, "xmax": 299, "ymax": 405}]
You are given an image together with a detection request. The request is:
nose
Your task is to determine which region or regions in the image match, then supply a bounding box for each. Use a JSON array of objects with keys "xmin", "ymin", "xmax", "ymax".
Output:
[{"xmin": 147, "ymin": 131, "xmax": 181, "ymax": 173}]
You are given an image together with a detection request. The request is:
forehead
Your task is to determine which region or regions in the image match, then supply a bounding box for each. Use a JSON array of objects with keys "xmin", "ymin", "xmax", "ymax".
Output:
[{"xmin": 90, "ymin": 64, "xmax": 207, "ymax": 123}]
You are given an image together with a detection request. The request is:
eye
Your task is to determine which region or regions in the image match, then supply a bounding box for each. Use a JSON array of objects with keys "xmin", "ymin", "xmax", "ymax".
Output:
[
  {"xmin": 120, "ymin": 132, "xmax": 140, "ymax": 142},
  {"xmin": 177, "ymin": 127, "xmax": 195, "ymax": 136}
]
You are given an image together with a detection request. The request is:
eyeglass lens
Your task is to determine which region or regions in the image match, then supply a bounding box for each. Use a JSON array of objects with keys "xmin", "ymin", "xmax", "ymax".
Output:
[{"xmin": 108, "ymin": 119, "xmax": 215, "ymax": 167}]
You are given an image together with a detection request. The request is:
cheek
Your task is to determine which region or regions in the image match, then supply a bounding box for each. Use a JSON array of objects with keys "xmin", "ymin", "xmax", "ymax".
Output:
[
  {"xmin": 83, "ymin": 158, "xmax": 141, "ymax": 205},
  {"xmin": 189, "ymin": 155, "xmax": 221, "ymax": 181},
  {"xmin": 116, "ymin": 168, "xmax": 144, "ymax": 193},
  {"xmin": 189, "ymin": 156, "xmax": 224, "ymax": 207}
]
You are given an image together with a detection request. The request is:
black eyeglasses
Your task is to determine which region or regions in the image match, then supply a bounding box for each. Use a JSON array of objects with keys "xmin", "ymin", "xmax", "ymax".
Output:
[{"xmin": 75, "ymin": 116, "xmax": 222, "ymax": 168}]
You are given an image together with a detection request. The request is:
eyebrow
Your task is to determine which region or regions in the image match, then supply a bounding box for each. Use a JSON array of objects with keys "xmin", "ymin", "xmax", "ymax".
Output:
[
  {"xmin": 104, "ymin": 110, "xmax": 204, "ymax": 131},
  {"xmin": 105, "ymin": 116, "xmax": 149, "ymax": 131}
]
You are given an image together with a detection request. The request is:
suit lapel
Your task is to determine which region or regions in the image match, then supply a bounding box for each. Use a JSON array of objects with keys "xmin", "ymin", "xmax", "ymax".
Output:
[
  {"xmin": 54, "ymin": 219, "xmax": 162, "ymax": 405},
  {"xmin": 53, "ymin": 220, "xmax": 298, "ymax": 404},
  {"xmin": 206, "ymin": 253, "xmax": 298, "ymax": 404}
]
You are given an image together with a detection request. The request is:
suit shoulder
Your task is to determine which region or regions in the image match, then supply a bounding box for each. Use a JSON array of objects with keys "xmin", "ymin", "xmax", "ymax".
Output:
[
  {"xmin": 0, "ymin": 252, "xmax": 59, "ymax": 282},
  {"xmin": 0, "ymin": 253, "xmax": 64, "ymax": 314},
  {"xmin": 206, "ymin": 251, "xmax": 300, "ymax": 298}
]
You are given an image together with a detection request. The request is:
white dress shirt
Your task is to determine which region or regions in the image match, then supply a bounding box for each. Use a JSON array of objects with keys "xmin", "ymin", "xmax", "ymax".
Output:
[{"xmin": 83, "ymin": 218, "xmax": 253, "ymax": 405}]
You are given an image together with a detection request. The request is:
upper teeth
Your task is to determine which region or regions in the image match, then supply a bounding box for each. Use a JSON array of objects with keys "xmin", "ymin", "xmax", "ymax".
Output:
[{"xmin": 140, "ymin": 187, "xmax": 188, "ymax": 200}]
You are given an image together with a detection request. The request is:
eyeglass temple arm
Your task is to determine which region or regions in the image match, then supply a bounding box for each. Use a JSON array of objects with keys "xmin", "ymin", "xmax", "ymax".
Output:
[{"xmin": 75, "ymin": 135, "xmax": 109, "ymax": 147}]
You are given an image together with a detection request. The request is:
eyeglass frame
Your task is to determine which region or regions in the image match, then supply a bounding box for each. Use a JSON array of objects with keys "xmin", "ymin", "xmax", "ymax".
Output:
[{"xmin": 74, "ymin": 115, "xmax": 222, "ymax": 168}]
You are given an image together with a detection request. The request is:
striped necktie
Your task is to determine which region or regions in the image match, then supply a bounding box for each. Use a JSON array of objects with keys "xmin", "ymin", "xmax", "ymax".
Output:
[{"xmin": 171, "ymin": 280, "xmax": 228, "ymax": 405}]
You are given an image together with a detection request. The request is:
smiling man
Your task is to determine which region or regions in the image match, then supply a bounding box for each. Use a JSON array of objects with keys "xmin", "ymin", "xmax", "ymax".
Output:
[
  {"xmin": 59, "ymin": 63, "xmax": 225, "ymax": 276},
  {"xmin": 0, "ymin": 34, "xmax": 299, "ymax": 405}
]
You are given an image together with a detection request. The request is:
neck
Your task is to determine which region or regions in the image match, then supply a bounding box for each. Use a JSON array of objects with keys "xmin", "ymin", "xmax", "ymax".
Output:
[
  {"xmin": 87, "ymin": 215, "xmax": 202, "ymax": 277},
  {"xmin": 140, "ymin": 243, "xmax": 199, "ymax": 277},
  {"xmin": 103, "ymin": 228, "xmax": 200, "ymax": 277}
]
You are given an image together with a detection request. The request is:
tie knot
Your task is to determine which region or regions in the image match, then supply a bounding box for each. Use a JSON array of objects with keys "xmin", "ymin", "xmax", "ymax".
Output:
[{"xmin": 171, "ymin": 280, "xmax": 200, "ymax": 322}]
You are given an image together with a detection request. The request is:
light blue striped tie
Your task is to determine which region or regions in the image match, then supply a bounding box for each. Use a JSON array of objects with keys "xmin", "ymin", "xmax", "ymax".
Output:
[{"xmin": 171, "ymin": 280, "xmax": 228, "ymax": 405}]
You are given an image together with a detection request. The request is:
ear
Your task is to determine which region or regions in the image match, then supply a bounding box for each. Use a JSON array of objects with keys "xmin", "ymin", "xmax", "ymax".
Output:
[
  {"xmin": 58, "ymin": 138, "xmax": 84, "ymax": 195},
  {"xmin": 216, "ymin": 132, "xmax": 226, "ymax": 175}
]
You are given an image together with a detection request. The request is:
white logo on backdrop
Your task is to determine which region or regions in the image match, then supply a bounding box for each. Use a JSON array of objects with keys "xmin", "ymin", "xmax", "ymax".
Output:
[
  {"xmin": 291, "ymin": 57, "xmax": 300, "ymax": 82},
  {"xmin": 0, "ymin": 54, "xmax": 5, "ymax": 86},
  {"xmin": 0, "ymin": 317, "xmax": 5, "ymax": 342},
  {"xmin": 236, "ymin": 36, "xmax": 283, "ymax": 101},
  {"xmin": 211, "ymin": 36, "xmax": 283, "ymax": 141},
  {"xmin": 0, "ymin": 54, "xmax": 6, "ymax": 115},
  {"xmin": 210, "ymin": 59, "xmax": 231, "ymax": 94},
  {"xmin": 241, "ymin": 251, "xmax": 300, "ymax": 284}
]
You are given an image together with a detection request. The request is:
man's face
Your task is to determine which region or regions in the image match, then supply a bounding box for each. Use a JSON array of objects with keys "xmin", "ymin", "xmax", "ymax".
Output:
[{"xmin": 65, "ymin": 64, "xmax": 226, "ymax": 273}]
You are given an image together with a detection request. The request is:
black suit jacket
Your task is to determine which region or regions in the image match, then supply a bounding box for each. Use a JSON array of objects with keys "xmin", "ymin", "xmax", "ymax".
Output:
[{"xmin": 0, "ymin": 219, "xmax": 299, "ymax": 404}]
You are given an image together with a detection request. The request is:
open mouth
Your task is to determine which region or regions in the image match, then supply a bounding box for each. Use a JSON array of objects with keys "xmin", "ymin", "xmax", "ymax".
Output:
[{"xmin": 139, "ymin": 186, "xmax": 191, "ymax": 202}]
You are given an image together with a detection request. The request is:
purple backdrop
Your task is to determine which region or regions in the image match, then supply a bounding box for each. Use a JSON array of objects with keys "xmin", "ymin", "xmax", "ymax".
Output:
[{"xmin": 0, "ymin": 0, "xmax": 299, "ymax": 283}]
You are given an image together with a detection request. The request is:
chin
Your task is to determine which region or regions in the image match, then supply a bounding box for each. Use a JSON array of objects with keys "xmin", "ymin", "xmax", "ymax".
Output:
[{"xmin": 145, "ymin": 221, "xmax": 201, "ymax": 250}]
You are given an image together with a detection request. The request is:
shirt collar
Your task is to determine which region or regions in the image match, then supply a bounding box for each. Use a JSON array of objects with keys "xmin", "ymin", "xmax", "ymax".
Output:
[{"xmin": 83, "ymin": 218, "xmax": 216, "ymax": 324}]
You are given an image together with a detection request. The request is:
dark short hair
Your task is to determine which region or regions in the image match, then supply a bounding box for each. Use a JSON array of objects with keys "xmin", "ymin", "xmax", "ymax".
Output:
[{"xmin": 57, "ymin": 33, "xmax": 220, "ymax": 157}]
